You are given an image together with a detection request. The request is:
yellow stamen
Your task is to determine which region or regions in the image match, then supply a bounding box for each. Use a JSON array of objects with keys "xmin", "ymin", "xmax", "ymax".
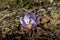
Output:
[{"xmin": 27, "ymin": 24, "xmax": 32, "ymax": 30}]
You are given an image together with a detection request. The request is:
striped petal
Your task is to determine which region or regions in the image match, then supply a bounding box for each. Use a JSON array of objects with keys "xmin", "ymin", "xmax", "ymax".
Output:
[
  {"xmin": 20, "ymin": 17, "xmax": 27, "ymax": 28},
  {"xmin": 24, "ymin": 12, "xmax": 30, "ymax": 25},
  {"xmin": 30, "ymin": 19, "xmax": 37, "ymax": 28},
  {"xmin": 36, "ymin": 16, "xmax": 40, "ymax": 24},
  {"xmin": 31, "ymin": 13, "xmax": 36, "ymax": 20}
]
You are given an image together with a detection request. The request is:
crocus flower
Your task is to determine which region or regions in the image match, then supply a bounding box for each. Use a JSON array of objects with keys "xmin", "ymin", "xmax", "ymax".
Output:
[{"xmin": 20, "ymin": 12, "xmax": 40, "ymax": 30}]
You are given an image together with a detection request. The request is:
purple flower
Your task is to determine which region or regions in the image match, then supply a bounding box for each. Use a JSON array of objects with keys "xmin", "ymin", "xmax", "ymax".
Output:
[{"xmin": 19, "ymin": 12, "xmax": 40, "ymax": 29}]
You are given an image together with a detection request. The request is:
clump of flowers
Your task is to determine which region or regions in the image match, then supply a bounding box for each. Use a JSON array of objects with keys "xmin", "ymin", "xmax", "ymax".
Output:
[{"xmin": 19, "ymin": 12, "xmax": 40, "ymax": 30}]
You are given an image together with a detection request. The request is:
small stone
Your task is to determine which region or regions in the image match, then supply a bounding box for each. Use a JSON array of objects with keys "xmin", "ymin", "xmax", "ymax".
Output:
[{"xmin": 50, "ymin": 0, "xmax": 54, "ymax": 3}]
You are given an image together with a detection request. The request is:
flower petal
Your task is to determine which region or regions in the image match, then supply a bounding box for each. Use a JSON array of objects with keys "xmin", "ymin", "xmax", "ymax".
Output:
[
  {"xmin": 36, "ymin": 16, "xmax": 40, "ymax": 24},
  {"xmin": 30, "ymin": 19, "xmax": 37, "ymax": 28},
  {"xmin": 31, "ymin": 13, "xmax": 36, "ymax": 20},
  {"xmin": 24, "ymin": 12, "xmax": 30, "ymax": 25},
  {"xmin": 20, "ymin": 17, "xmax": 27, "ymax": 28}
]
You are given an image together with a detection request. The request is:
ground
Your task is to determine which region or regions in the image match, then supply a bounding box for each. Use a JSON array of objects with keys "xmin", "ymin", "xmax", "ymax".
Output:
[{"xmin": 0, "ymin": 0, "xmax": 60, "ymax": 40}]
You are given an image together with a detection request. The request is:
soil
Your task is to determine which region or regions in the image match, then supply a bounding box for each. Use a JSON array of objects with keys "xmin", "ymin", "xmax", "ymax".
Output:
[{"xmin": 0, "ymin": 0, "xmax": 60, "ymax": 40}]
